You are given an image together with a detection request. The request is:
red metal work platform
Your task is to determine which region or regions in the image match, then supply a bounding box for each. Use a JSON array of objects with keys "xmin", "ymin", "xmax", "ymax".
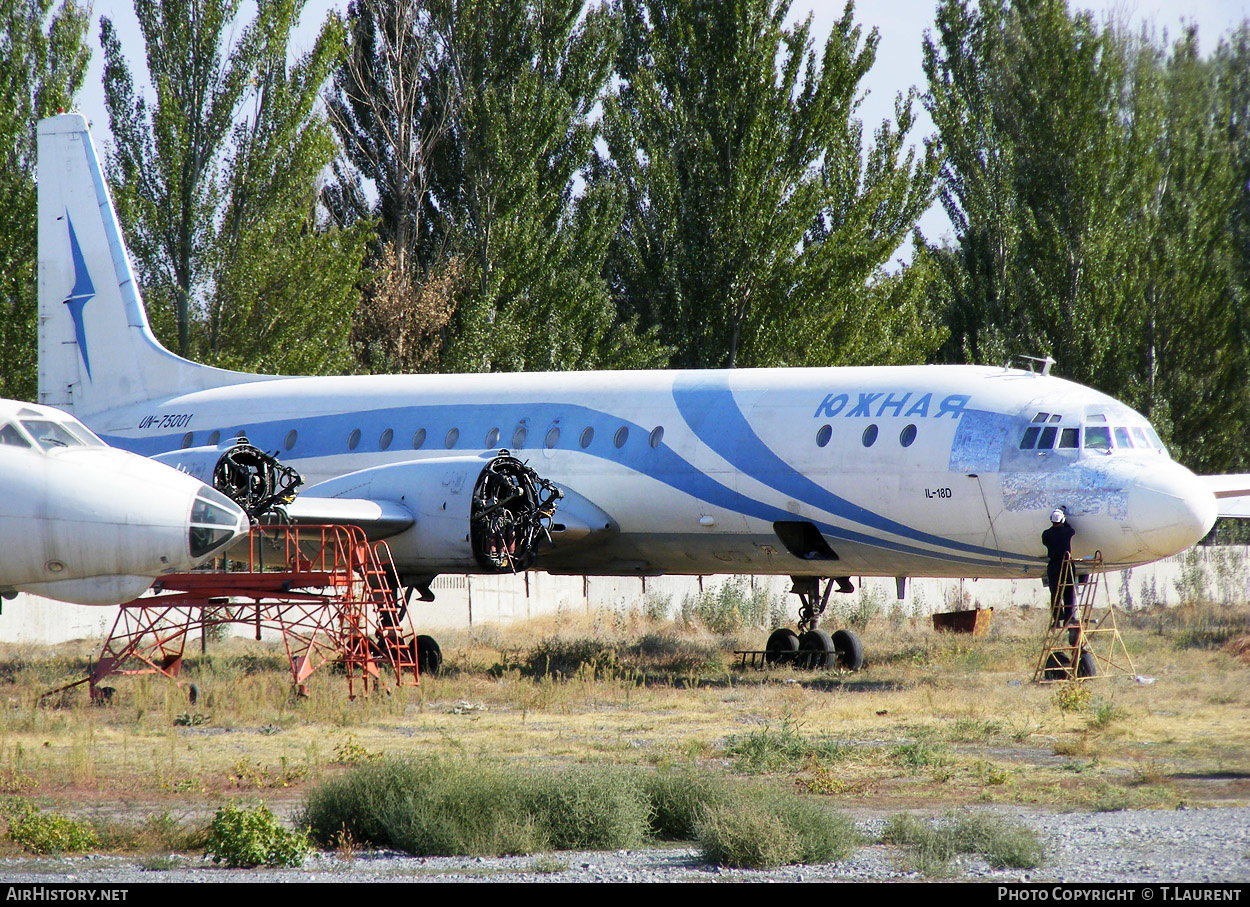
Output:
[{"xmin": 55, "ymin": 524, "xmax": 421, "ymax": 701}]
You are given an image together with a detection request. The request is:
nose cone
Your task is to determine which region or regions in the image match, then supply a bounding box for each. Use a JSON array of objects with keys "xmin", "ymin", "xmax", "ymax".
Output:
[{"xmin": 1130, "ymin": 461, "xmax": 1218, "ymax": 557}]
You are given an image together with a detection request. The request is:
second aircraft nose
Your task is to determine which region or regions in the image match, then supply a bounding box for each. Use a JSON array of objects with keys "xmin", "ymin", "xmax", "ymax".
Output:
[{"xmin": 1129, "ymin": 461, "xmax": 1218, "ymax": 558}]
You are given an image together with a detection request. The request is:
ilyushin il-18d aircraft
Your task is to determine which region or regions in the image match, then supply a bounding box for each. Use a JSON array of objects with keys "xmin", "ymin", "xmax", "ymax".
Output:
[
  {"xmin": 35, "ymin": 113, "xmax": 1248, "ymax": 666},
  {"xmin": 0, "ymin": 398, "xmax": 248, "ymax": 605}
]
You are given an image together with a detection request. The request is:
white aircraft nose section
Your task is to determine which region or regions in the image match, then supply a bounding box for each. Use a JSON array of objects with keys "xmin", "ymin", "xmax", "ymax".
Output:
[{"xmin": 1129, "ymin": 462, "xmax": 1218, "ymax": 558}]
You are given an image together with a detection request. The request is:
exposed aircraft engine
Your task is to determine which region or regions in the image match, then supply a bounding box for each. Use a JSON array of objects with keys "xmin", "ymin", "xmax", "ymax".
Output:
[
  {"xmin": 470, "ymin": 454, "xmax": 563, "ymax": 572},
  {"xmin": 211, "ymin": 438, "xmax": 303, "ymax": 519},
  {"xmin": 289, "ymin": 451, "xmax": 564, "ymax": 574}
]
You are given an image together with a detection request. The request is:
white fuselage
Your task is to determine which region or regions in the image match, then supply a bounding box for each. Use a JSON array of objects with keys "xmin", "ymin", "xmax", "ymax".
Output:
[
  {"xmin": 84, "ymin": 364, "xmax": 1216, "ymax": 582},
  {"xmin": 32, "ymin": 113, "xmax": 1217, "ymax": 587}
]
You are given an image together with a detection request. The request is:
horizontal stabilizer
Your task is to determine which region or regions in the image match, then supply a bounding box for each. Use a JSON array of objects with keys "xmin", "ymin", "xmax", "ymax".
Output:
[{"xmin": 1198, "ymin": 475, "xmax": 1250, "ymax": 518}]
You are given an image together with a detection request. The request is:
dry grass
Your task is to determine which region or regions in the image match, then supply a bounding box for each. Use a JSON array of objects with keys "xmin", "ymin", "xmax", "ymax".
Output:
[{"xmin": 0, "ymin": 598, "xmax": 1246, "ymax": 857}]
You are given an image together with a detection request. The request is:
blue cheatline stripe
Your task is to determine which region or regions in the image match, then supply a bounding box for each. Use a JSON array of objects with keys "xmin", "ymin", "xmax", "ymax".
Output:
[
  {"xmin": 671, "ymin": 371, "xmax": 1032, "ymax": 562},
  {"xmin": 102, "ymin": 396, "xmax": 1021, "ymax": 570}
]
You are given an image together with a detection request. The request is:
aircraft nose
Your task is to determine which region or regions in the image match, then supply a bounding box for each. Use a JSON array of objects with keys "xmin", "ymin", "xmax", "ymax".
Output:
[{"xmin": 1129, "ymin": 461, "xmax": 1218, "ymax": 557}]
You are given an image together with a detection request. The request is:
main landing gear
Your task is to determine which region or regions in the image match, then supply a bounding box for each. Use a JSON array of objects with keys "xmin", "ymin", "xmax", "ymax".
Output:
[{"xmin": 763, "ymin": 576, "xmax": 864, "ymax": 671}]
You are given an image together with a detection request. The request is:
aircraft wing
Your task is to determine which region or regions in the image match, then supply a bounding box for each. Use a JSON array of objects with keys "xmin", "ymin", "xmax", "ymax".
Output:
[
  {"xmin": 1198, "ymin": 475, "xmax": 1250, "ymax": 518},
  {"xmin": 279, "ymin": 496, "xmax": 415, "ymax": 539}
]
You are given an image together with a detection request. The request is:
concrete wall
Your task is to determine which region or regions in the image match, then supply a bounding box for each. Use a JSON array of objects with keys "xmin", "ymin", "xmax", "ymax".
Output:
[{"xmin": 3, "ymin": 545, "xmax": 1247, "ymax": 644}]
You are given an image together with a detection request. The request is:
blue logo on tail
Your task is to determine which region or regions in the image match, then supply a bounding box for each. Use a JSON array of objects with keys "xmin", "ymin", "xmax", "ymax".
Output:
[{"xmin": 63, "ymin": 212, "xmax": 94, "ymax": 380}]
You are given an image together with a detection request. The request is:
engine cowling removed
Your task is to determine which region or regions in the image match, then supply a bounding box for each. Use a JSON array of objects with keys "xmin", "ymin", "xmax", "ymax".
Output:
[{"xmin": 470, "ymin": 454, "xmax": 563, "ymax": 572}]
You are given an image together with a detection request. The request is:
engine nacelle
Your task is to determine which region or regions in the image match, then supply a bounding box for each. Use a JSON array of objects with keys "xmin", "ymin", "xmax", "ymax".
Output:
[{"xmin": 299, "ymin": 452, "xmax": 562, "ymax": 574}]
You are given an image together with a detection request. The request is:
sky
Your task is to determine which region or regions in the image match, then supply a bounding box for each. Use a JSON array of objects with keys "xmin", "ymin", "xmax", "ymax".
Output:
[{"xmin": 72, "ymin": 0, "xmax": 1250, "ymax": 247}]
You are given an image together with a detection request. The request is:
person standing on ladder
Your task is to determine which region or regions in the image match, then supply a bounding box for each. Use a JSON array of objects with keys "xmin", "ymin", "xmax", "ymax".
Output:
[{"xmin": 1043, "ymin": 508, "xmax": 1076, "ymax": 625}]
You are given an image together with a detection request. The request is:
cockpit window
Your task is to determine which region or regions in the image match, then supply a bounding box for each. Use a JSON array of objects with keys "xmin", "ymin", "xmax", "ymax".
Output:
[
  {"xmin": 1020, "ymin": 426, "xmax": 1040, "ymax": 449},
  {"xmin": 1031, "ymin": 412, "xmax": 1050, "ymax": 423},
  {"xmin": 1084, "ymin": 426, "xmax": 1111, "ymax": 451},
  {"xmin": 1114, "ymin": 427, "xmax": 1134, "ymax": 449},
  {"xmin": 0, "ymin": 423, "xmax": 32, "ymax": 448},
  {"xmin": 1059, "ymin": 428, "xmax": 1079, "ymax": 449},
  {"xmin": 189, "ymin": 488, "xmax": 243, "ymax": 557},
  {"xmin": 1037, "ymin": 426, "xmax": 1058, "ymax": 450},
  {"xmin": 20, "ymin": 419, "xmax": 85, "ymax": 450},
  {"xmin": 1131, "ymin": 427, "xmax": 1150, "ymax": 448}
]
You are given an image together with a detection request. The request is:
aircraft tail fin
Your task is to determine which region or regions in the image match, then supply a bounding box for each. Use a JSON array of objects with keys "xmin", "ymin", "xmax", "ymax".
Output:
[{"xmin": 37, "ymin": 114, "xmax": 260, "ymax": 417}]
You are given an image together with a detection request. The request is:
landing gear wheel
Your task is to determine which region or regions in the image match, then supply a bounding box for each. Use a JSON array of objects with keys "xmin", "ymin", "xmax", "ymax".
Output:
[
  {"xmin": 1076, "ymin": 650, "xmax": 1097, "ymax": 678},
  {"xmin": 765, "ymin": 628, "xmax": 800, "ymax": 665},
  {"xmin": 831, "ymin": 629, "xmax": 864, "ymax": 672},
  {"xmin": 797, "ymin": 629, "xmax": 834, "ymax": 669},
  {"xmin": 415, "ymin": 635, "xmax": 442, "ymax": 676},
  {"xmin": 1043, "ymin": 652, "xmax": 1070, "ymax": 681}
]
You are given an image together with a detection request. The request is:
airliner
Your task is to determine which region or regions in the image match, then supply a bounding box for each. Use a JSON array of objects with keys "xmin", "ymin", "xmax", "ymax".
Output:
[
  {"xmin": 33, "ymin": 114, "xmax": 1235, "ymax": 663},
  {"xmin": 0, "ymin": 398, "xmax": 248, "ymax": 605}
]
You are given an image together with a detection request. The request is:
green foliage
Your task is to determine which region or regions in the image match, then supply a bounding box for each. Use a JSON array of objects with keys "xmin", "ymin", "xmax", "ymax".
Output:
[
  {"xmin": 301, "ymin": 756, "xmax": 650, "ymax": 855},
  {"xmin": 925, "ymin": 0, "xmax": 1250, "ymax": 473},
  {"xmin": 641, "ymin": 768, "xmax": 730, "ymax": 840},
  {"xmin": 679, "ymin": 577, "xmax": 775, "ymax": 634},
  {"xmin": 0, "ymin": 0, "xmax": 89, "ymax": 400},
  {"xmin": 328, "ymin": 0, "xmax": 665, "ymax": 373},
  {"xmin": 600, "ymin": 0, "xmax": 942, "ymax": 369},
  {"xmin": 7, "ymin": 805, "xmax": 99, "ymax": 855},
  {"xmin": 696, "ymin": 793, "xmax": 856, "ymax": 869},
  {"xmin": 523, "ymin": 637, "xmax": 620, "ymax": 679},
  {"xmin": 725, "ymin": 718, "xmax": 849, "ymax": 774},
  {"xmin": 206, "ymin": 802, "xmax": 309, "ymax": 868},
  {"xmin": 882, "ymin": 813, "xmax": 1044, "ymax": 876},
  {"xmin": 1053, "ymin": 682, "xmax": 1093, "ymax": 713},
  {"xmin": 102, "ymin": 0, "xmax": 368, "ymax": 374}
]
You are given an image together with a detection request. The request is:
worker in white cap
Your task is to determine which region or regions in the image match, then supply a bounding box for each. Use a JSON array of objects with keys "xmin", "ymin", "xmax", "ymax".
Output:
[{"xmin": 1042, "ymin": 508, "xmax": 1076, "ymax": 624}]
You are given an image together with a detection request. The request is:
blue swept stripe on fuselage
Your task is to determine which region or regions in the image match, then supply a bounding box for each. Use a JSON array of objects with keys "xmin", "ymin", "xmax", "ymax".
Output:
[
  {"xmin": 670, "ymin": 371, "xmax": 1026, "ymax": 563},
  {"xmin": 103, "ymin": 384, "xmax": 1034, "ymax": 572}
]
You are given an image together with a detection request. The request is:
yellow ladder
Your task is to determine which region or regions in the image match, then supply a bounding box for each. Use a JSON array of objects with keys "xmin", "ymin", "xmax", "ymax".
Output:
[{"xmin": 1032, "ymin": 552, "xmax": 1136, "ymax": 683}]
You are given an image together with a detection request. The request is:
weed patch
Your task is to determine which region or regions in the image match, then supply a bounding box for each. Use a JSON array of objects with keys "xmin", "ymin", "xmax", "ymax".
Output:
[
  {"xmin": 302, "ymin": 756, "xmax": 650, "ymax": 856},
  {"xmin": 882, "ymin": 813, "xmax": 1045, "ymax": 876},
  {"xmin": 696, "ymin": 792, "xmax": 856, "ymax": 869},
  {"xmin": 725, "ymin": 719, "xmax": 849, "ymax": 774},
  {"xmin": 206, "ymin": 802, "xmax": 309, "ymax": 868},
  {"xmin": 7, "ymin": 806, "xmax": 99, "ymax": 855}
]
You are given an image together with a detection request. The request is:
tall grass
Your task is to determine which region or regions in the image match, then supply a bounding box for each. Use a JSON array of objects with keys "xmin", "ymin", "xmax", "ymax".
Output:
[
  {"xmin": 301, "ymin": 756, "xmax": 651, "ymax": 855},
  {"xmin": 301, "ymin": 755, "xmax": 858, "ymax": 868},
  {"xmin": 881, "ymin": 813, "xmax": 1045, "ymax": 876}
]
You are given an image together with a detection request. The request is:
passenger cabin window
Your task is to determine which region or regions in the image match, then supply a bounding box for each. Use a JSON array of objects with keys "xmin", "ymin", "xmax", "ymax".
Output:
[
  {"xmin": 900, "ymin": 424, "xmax": 917, "ymax": 447},
  {"xmin": 380, "ymin": 428, "xmax": 394, "ymax": 450},
  {"xmin": 412, "ymin": 428, "xmax": 427, "ymax": 449},
  {"xmin": 861, "ymin": 424, "xmax": 878, "ymax": 447},
  {"xmin": 580, "ymin": 427, "xmax": 594, "ymax": 449},
  {"xmin": 1084, "ymin": 426, "xmax": 1112, "ymax": 451},
  {"xmin": 0, "ymin": 423, "xmax": 31, "ymax": 448},
  {"xmin": 816, "ymin": 424, "xmax": 832, "ymax": 447}
]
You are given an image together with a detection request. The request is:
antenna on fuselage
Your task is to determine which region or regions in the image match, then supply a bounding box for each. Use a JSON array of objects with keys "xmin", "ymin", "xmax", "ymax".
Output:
[{"xmin": 1018, "ymin": 355, "xmax": 1056, "ymax": 376}]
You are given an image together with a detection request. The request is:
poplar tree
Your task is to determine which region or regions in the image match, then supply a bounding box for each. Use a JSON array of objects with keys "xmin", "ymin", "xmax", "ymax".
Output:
[
  {"xmin": 102, "ymin": 0, "xmax": 368, "ymax": 374},
  {"xmin": 599, "ymin": 0, "xmax": 942, "ymax": 369},
  {"xmin": 0, "ymin": 0, "xmax": 89, "ymax": 399}
]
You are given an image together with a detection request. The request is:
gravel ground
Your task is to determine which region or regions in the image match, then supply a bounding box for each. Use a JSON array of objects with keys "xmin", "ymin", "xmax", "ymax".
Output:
[{"xmin": 2, "ymin": 806, "xmax": 1248, "ymax": 883}]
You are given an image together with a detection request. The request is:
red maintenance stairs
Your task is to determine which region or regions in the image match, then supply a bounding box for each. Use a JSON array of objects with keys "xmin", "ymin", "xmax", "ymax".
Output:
[{"xmin": 59, "ymin": 524, "xmax": 422, "ymax": 701}]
